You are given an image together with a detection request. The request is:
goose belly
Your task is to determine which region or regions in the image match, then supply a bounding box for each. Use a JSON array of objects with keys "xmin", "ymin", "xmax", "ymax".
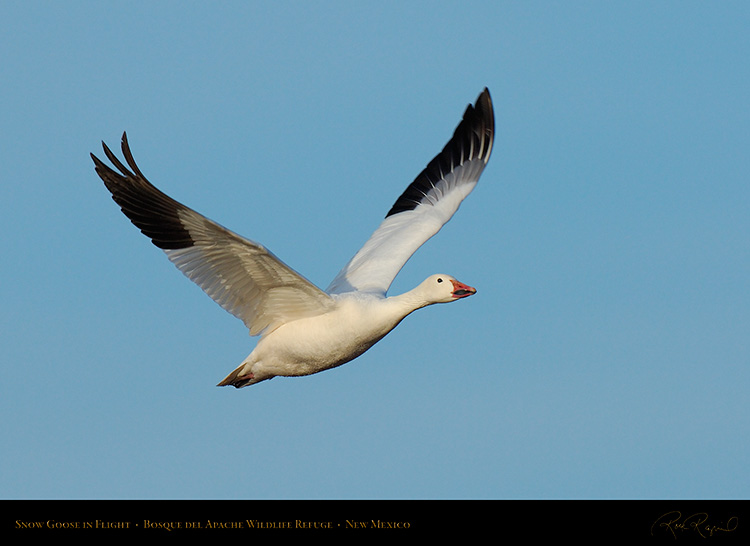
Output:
[{"xmin": 256, "ymin": 306, "xmax": 399, "ymax": 377}]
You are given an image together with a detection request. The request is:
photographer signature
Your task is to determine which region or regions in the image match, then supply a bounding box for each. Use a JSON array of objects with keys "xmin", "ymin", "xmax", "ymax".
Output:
[{"xmin": 651, "ymin": 511, "xmax": 738, "ymax": 539}]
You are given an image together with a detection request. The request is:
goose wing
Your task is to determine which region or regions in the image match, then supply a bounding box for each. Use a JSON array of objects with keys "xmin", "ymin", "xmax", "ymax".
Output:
[
  {"xmin": 92, "ymin": 134, "xmax": 335, "ymax": 337},
  {"xmin": 327, "ymin": 88, "xmax": 494, "ymax": 296}
]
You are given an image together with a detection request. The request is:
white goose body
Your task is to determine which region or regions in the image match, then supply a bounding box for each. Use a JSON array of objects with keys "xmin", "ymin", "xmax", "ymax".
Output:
[
  {"xmin": 233, "ymin": 275, "xmax": 468, "ymax": 384},
  {"xmin": 93, "ymin": 89, "xmax": 494, "ymax": 388}
]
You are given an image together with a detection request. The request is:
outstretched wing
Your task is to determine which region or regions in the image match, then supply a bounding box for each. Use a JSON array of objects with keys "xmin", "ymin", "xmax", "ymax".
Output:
[
  {"xmin": 92, "ymin": 133, "xmax": 335, "ymax": 336},
  {"xmin": 326, "ymin": 88, "xmax": 495, "ymax": 296}
]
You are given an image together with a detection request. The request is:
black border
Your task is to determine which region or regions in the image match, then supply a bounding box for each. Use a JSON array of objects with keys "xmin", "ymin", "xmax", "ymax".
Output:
[{"xmin": 4, "ymin": 500, "xmax": 748, "ymax": 540}]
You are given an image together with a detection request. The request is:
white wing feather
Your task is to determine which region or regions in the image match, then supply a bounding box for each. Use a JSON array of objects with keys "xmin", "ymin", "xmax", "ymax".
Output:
[{"xmin": 164, "ymin": 210, "xmax": 335, "ymax": 336}]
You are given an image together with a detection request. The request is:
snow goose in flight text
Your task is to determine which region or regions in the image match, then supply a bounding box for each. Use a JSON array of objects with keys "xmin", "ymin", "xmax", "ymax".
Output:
[{"xmin": 92, "ymin": 88, "xmax": 494, "ymax": 388}]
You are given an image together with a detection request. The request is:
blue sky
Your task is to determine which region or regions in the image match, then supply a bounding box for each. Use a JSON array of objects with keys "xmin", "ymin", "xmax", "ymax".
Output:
[{"xmin": 1, "ymin": 1, "xmax": 748, "ymax": 499}]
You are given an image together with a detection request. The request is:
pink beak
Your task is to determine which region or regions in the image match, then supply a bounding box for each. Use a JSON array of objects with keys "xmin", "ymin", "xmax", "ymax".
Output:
[{"xmin": 450, "ymin": 279, "xmax": 477, "ymax": 299}]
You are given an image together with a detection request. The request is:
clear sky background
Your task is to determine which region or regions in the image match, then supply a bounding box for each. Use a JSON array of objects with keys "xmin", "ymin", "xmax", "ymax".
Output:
[{"xmin": 1, "ymin": 1, "xmax": 748, "ymax": 500}]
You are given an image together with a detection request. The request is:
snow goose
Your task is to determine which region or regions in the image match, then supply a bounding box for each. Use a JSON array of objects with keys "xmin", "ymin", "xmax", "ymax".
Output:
[{"xmin": 92, "ymin": 88, "xmax": 494, "ymax": 388}]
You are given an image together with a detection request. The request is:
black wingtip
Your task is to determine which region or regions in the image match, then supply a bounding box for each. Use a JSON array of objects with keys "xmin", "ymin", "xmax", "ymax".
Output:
[
  {"xmin": 92, "ymin": 133, "xmax": 196, "ymax": 250},
  {"xmin": 478, "ymin": 87, "xmax": 492, "ymax": 115},
  {"xmin": 384, "ymin": 87, "xmax": 495, "ymax": 218}
]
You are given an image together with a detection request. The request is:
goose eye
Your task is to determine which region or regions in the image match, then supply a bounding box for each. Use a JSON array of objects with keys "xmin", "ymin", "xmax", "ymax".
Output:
[{"xmin": 437, "ymin": 278, "xmax": 443, "ymax": 283}]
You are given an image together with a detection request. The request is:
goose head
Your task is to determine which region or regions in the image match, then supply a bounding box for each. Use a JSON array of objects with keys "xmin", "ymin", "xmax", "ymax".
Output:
[{"xmin": 419, "ymin": 274, "xmax": 477, "ymax": 304}]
